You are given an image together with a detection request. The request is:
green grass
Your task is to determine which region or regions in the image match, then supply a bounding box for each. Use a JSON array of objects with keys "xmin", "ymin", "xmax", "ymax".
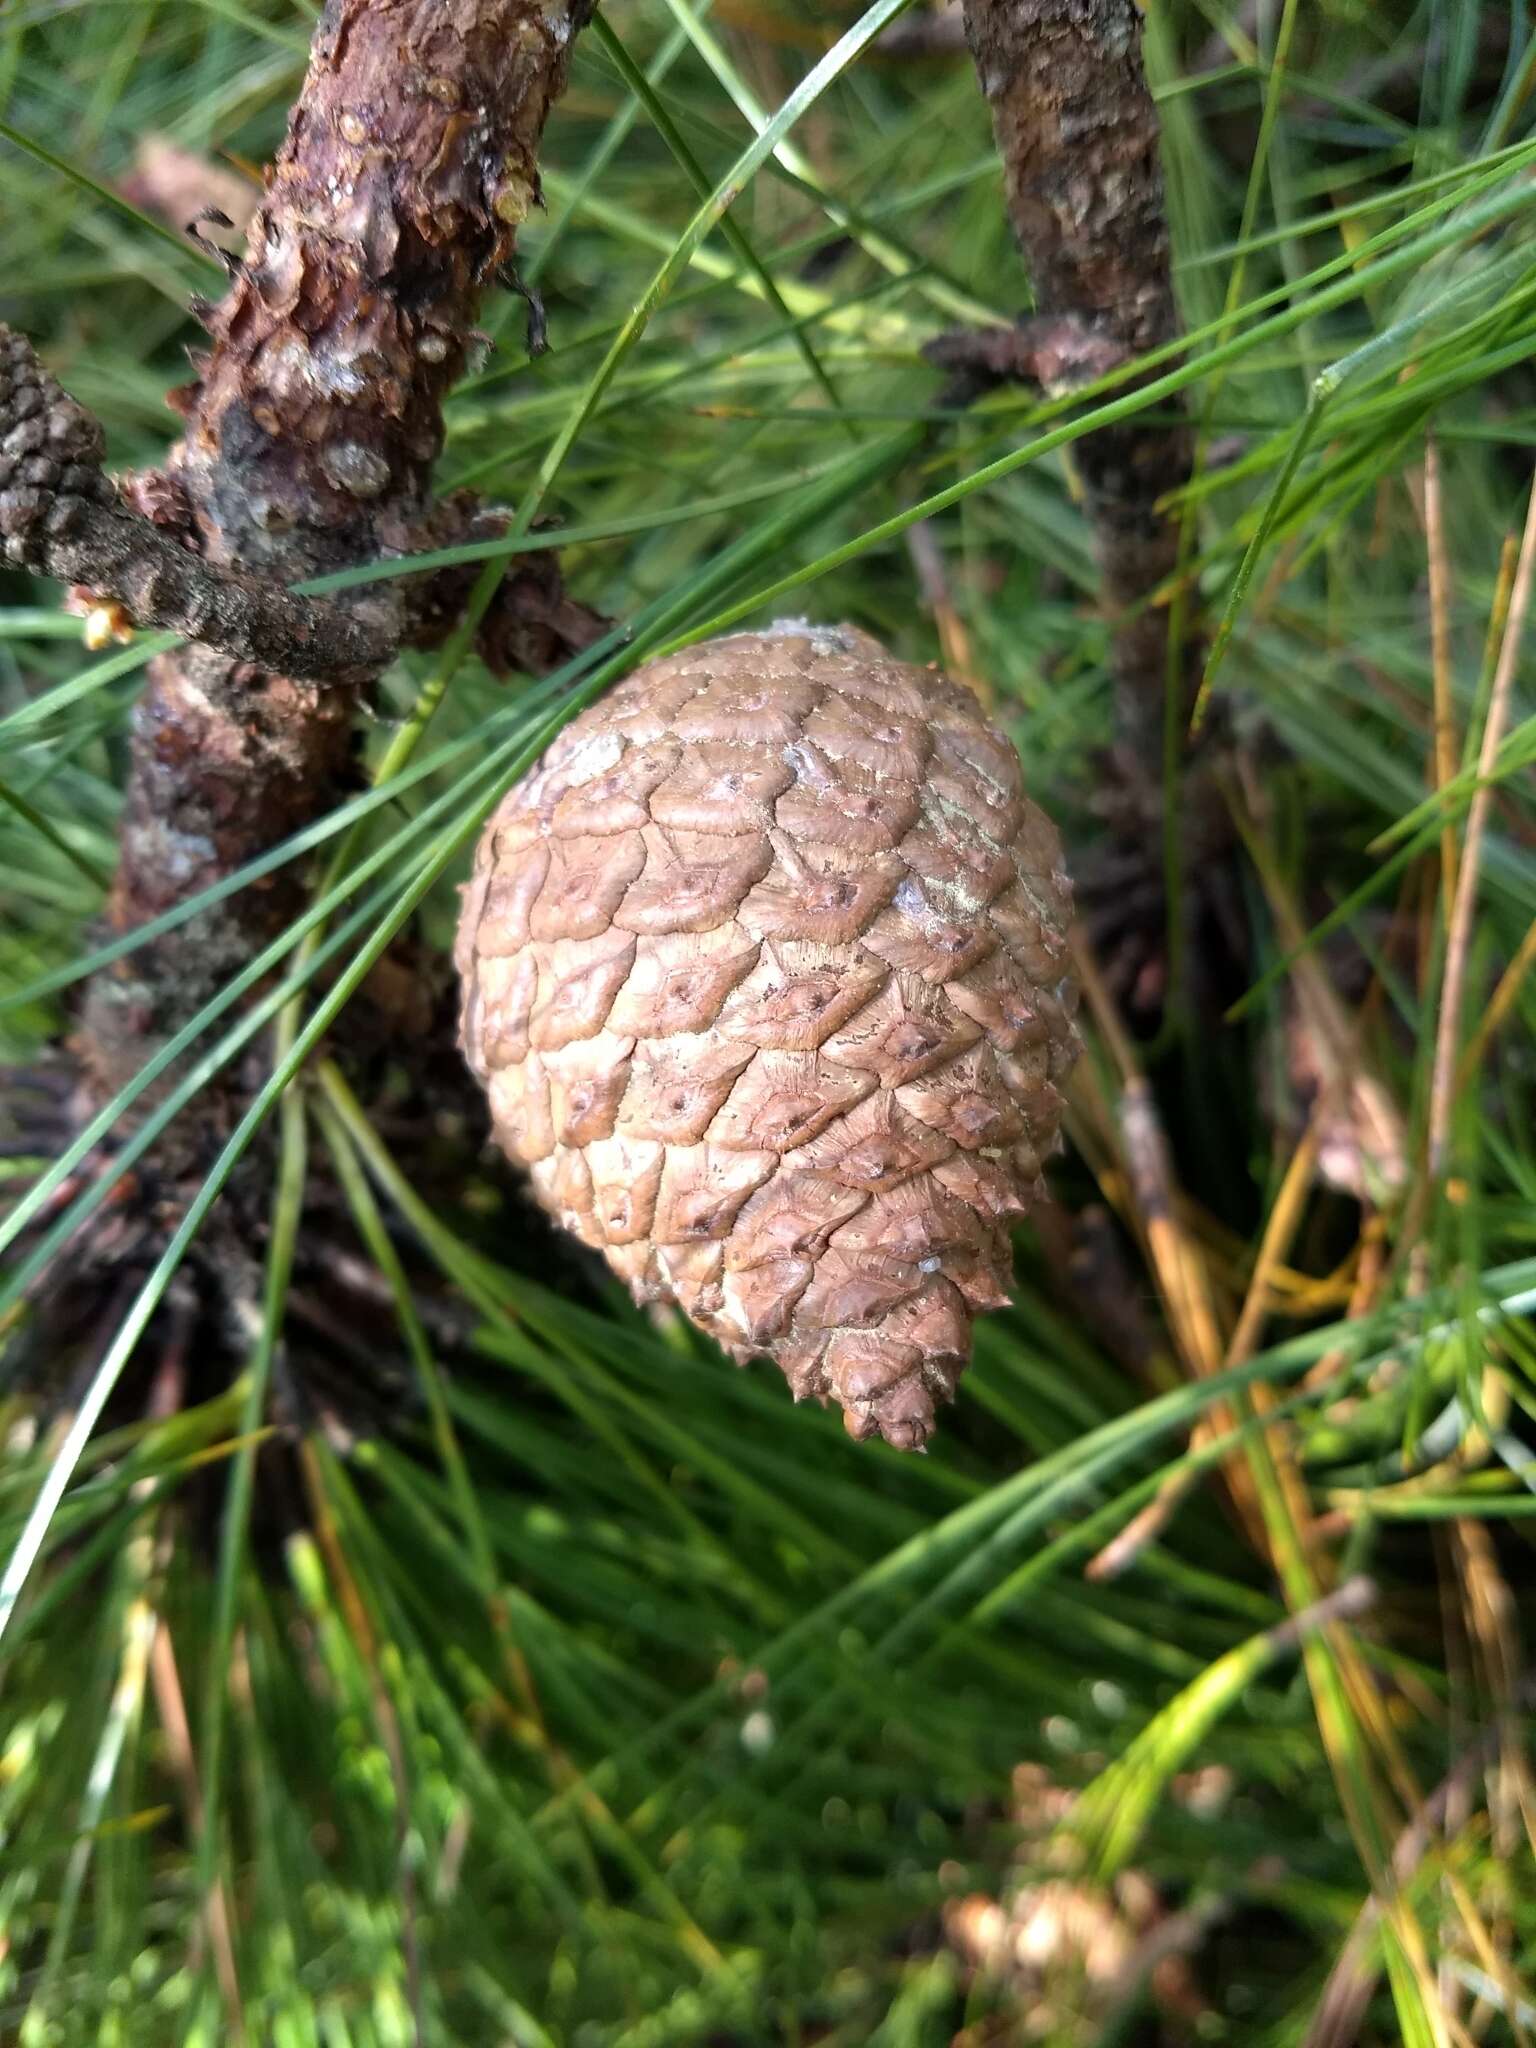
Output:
[{"xmin": 3, "ymin": 1, "xmax": 1536, "ymax": 2042}]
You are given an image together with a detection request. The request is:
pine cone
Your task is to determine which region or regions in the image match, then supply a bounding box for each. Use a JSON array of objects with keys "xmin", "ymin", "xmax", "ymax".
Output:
[{"xmin": 456, "ymin": 624, "xmax": 1079, "ymax": 1448}]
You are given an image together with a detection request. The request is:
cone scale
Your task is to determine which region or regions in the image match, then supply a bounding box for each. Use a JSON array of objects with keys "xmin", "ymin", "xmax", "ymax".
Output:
[{"xmin": 457, "ymin": 625, "xmax": 1079, "ymax": 1447}]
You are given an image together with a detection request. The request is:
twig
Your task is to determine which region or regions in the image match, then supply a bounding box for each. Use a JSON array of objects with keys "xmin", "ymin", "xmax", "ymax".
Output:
[
  {"xmin": 1303, "ymin": 1211, "xmax": 1389, "ymax": 1392},
  {"xmin": 1423, "ymin": 437, "xmax": 1460, "ymax": 923},
  {"xmin": 1427, "ymin": 472, "xmax": 1536, "ymax": 1184},
  {"xmin": 149, "ymin": 1622, "xmax": 247, "ymax": 2041},
  {"xmin": 2, "ymin": 330, "xmax": 604, "ymax": 688},
  {"xmin": 1069, "ymin": 932, "xmax": 1271, "ymax": 1570},
  {"xmin": 1459, "ymin": 914, "xmax": 1536, "ymax": 1082},
  {"xmin": 945, "ymin": 0, "xmax": 1196, "ymax": 747},
  {"xmin": 905, "ymin": 519, "xmax": 988, "ymax": 705},
  {"xmin": 1088, "ymin": 1117, "xmax": 1320, "ymax": 1581},
  {"xmin": 1, "ymin": 329, "xmax": 390, "ymax": 683},
  {"xmin": 1231, "ymin": 759, "xmax": 1408, "ymax": 1206},
  {"xmin": 1265, "ymin": 1571, "xmax": 1378, "ymax": 1654}
]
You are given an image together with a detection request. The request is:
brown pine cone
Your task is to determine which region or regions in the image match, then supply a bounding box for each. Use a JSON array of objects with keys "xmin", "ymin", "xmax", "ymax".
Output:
[{"xmin": 456, "ymin": 624, "xmax": 1078, "ymax": 1448}]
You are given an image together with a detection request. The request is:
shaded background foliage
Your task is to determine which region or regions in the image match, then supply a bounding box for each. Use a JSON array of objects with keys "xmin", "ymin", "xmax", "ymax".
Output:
[{"xmin": 2, "ymin": 2, "xmax": 1535, "ymax": 2044}]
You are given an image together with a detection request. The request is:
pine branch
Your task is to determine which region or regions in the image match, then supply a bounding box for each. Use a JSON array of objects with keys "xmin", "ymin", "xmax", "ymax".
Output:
[
  {"xmin": 942, "ymin": 0, "xmax": 1197, "ymax": 750},
  {"xmin": 1, "ymin": 327, "xmax": 390, "ymax": 683},
  {"xmin": 74, "ymin": 0, "xmax": 598, "ymax": 1104}
]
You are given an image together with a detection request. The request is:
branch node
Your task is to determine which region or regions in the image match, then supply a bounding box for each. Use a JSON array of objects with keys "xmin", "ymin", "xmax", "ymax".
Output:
[
  {"xmin": 924, "ymin": 313, "xmax": 1131, "ymax": 406},
  {"xmin": 0, "ymin": 323, "xmax": 391, "ymax": 683}
]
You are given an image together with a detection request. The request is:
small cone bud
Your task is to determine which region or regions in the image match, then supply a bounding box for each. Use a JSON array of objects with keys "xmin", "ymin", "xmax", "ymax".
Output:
[{"xmin": 457, "ymin": 625, "xmax": 1079, "ymax": 1448}]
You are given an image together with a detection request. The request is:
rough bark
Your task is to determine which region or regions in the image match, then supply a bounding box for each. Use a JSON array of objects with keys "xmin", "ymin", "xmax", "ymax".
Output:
[
  {"xmin": 0, "ymin": 328, "xmax": 389, "ymax": 682},
  {"xmin": 953, "ymin": 0, "xmax": 1195, "ymax": 751},
  {"xmin": 78, "ymin": 0, "xmax": 597, "ymax": 1104}
]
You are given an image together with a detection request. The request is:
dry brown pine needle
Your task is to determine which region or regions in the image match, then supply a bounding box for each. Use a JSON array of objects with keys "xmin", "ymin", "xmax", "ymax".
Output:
[{"xmin": 457, "ymin": 624, "xmax": 1079, "ymax": 1448}]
